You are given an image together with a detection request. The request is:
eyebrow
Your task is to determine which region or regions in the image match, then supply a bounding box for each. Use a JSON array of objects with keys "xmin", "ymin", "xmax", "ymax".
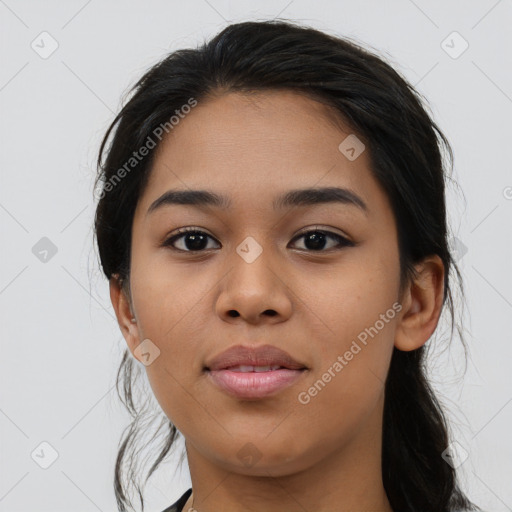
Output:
[{"xmin": 146, "ymin": 186, "xmax": 368, "ymax": 217}]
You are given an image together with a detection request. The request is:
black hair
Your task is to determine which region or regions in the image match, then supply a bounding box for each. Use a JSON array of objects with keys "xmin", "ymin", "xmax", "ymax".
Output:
[{"xmin": 93, "ymin": 19, "xmax": 480, "ymax": 512}]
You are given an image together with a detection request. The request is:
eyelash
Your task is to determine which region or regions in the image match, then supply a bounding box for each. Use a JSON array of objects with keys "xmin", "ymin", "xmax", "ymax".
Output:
[{"xmin": 161, "ymin": 226, "xmax": 354, "ymax": 253}]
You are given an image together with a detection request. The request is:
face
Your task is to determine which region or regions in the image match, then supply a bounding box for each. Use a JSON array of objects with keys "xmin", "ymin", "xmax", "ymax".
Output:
[{"xmin": 117, "ymin": 90, "xmax": 405, "ymax": 476}]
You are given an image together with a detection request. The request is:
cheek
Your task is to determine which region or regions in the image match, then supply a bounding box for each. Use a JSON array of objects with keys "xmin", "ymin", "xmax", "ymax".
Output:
[
  {"xmin": 130, "ymin": 254, "xmax": 212, "ymax": 343},
  {"xmin": 293, "ymin": 314, "xmax": 394, "ymax": 454},
  {"xmin": 127, "ymin": 266, "xmax": 211, "ymax": 420},
  {"xmin": 295, "ymin": 256, "xmax": 398, "ymax": 428},
  {"xmin": 304, "ymin": 256, "xmax": 399, "ymax": 354}
]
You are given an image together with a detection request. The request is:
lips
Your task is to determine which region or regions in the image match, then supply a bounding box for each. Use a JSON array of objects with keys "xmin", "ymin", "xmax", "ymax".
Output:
[
  {"xmin": 203, "ymin": 344, "xmax": 307, "ymax": 399},
  {"xmin": 204, "ymin": 344, "xmax": 308, "ymax": 372}
]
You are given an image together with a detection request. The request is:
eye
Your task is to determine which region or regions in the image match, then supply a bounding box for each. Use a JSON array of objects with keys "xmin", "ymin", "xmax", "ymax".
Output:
[
  {"xmin": 289, "ymin": 227, "xmax": 354, "ymax": 252},
  {"xmin": 162, "ymin": 227, "xmax": 220, "ymax": 252},
  {"xmin": 161, "ymin": 226, "xmax": 354, "ymax": 253}
]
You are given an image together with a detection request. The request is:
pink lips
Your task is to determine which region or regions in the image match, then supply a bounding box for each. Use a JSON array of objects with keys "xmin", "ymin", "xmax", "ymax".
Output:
[
  {"xmin": 204, "ymin": 344, "xmax": 308, "ymax": 399},
  {"xmin": 207, "ymin": 367, "xmax": 306, "ymax": 399}
]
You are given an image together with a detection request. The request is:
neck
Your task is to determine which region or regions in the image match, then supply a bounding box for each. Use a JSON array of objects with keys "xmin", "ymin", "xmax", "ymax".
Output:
[{"xmin": 181, "ymin": 392, "xmax": 393, "ymax": 512}]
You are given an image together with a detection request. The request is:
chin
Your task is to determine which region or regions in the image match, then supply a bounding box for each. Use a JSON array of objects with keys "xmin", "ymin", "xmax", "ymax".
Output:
[{"xmin": 207, "ymin": 439, "xmax": 314, "ymax": 477}]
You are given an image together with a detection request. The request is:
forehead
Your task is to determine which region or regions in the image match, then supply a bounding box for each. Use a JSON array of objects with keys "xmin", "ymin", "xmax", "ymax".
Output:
[{"xmin": 136, "ymin": 90, "xmax": 386, "ymax": 218}]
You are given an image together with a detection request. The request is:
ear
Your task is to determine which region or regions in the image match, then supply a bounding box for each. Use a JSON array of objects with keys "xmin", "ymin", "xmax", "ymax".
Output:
[
  {"xmin": 394, "ymin": 254, "xmax": 445, "ymax": 352},
  {"xmin": 109, "ymin": 274, "xmax": 140, "ymax": 355}
]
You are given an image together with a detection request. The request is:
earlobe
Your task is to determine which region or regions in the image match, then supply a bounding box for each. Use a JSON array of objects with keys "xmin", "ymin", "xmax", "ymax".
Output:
[
  {"xmin": 394, "ymin": 255, "xmax": 445, "ymax": 352},
  {"xmin": 109, "ymin": 274, "xmax": 140, "ymax": 354}
]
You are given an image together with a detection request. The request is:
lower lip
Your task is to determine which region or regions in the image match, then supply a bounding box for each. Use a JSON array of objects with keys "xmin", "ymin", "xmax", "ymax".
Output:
[{"xmin": 206, "ymin": 368, "xmax": 306, "ymax": 399}]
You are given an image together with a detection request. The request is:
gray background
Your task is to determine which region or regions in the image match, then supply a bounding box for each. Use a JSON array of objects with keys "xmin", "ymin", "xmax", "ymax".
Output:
[{"xmin": 1, "ymin": 0, "xmax": 511, "ymax": 511}]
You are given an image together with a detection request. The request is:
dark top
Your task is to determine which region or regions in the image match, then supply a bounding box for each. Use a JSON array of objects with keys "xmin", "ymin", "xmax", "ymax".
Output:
[{"xmin": 161, "ymin": 488, "xmax": 192, "ymax": 512}]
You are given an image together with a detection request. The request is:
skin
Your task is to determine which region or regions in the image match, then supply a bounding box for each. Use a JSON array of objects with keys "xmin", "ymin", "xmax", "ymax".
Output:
[{"xmin": 110, "ymin": 90, "xmax": 445, "ymax": 512}]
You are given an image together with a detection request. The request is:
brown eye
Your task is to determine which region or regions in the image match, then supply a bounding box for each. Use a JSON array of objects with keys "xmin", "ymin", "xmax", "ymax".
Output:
[
  {"xmin": 162, "ymin": 227, "xmax": 354, "ymax": 253},
  {"xmin": 162, "ymin": 228, "xmax": 219, "ymax": 252},
  {"xmin": 289, "ymin": 229, "xmax": 354, "ymax": 252}
]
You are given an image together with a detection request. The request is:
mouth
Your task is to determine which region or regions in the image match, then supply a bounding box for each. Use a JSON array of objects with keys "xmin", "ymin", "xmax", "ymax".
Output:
[
  {"xmin": 204, "ymin": 345, "xmax": 307, "ymax": 372},
  {"xmin": 203, "ymin": 343, "xmax": 308, "ymax": 399},
  {"xmin": 204, "ymin": 365, "xmax": 308, "ymax": 399}
]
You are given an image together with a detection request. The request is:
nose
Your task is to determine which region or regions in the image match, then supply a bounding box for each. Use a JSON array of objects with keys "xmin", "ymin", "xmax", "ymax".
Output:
[{"xmin": 215, "ymin": 244, "xmax": 293, "ymax": 325}]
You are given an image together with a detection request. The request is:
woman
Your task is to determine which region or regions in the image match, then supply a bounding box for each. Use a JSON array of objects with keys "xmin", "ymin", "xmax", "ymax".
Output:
[{"xmin": 94, "ymin": 19, "xmax": 480, "ymax": 512}]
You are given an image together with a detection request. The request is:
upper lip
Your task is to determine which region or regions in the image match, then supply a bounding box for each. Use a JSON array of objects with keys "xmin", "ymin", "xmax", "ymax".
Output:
[{"xmin": 204, "ymin": 344, "xmax": 308, "ymax": 371}]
